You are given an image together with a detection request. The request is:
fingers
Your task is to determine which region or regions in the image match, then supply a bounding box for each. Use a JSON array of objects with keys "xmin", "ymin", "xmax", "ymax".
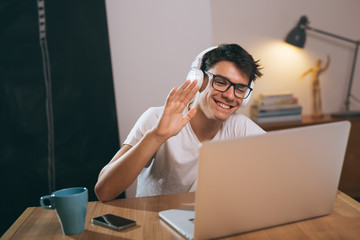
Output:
[
  {"xmin": 168, "ymin": 86, "xmax": 177, "ymax": 98},
  {"xmin": 177, "ymin": 80, "xmax": 196, "ymax": 94},
  {"xmin": 167, "ymin": 80, "xmax": 199, "ymax": 103},
  {"xmin": 178, "ymin": 80, "xmax": 199, "ymax": 100}
]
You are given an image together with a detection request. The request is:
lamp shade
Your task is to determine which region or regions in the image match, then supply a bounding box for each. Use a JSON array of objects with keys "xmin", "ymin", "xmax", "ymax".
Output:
[{"xmin": 285, "ymin": 16, "xmax": 308, "ymax": 48}]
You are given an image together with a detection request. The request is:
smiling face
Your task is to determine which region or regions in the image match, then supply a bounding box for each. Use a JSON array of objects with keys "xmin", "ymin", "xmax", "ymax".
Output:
[{"xmin": 195, "ymin": 60, "xmax": 250, "ymax": 121}]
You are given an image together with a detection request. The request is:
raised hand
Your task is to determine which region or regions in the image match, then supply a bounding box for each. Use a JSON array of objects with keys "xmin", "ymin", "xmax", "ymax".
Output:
[{"xmin": 154, "ymin": 80, "xmax": 199, "ymax": 140}]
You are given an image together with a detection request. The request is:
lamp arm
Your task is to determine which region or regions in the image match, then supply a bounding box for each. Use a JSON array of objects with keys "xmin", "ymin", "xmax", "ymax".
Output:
[
  {"xmin": 305, "ymin": 25, "xmax": 358, "ymax": 44},
  {"xmin": 345, "ymin": 42, "xmax": 359, "ymax": 111}
]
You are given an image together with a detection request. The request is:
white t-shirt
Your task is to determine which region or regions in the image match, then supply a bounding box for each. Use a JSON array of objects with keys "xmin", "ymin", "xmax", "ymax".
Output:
[{"xmin": 124, "ymin": 106, "xmax": 265, "ymax": 197}]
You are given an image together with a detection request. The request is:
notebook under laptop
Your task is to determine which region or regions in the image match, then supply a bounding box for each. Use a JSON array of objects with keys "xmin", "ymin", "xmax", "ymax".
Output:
[{"xmin": 159, "ymin": 121, "xmax": 351, "ymax": 240}]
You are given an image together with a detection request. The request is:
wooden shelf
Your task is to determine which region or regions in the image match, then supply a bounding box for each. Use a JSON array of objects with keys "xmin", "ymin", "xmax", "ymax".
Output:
[
  {"xmin": 259, "ymin": 115, "xmax": 360, "ymax": 200},
  {"xmin": 259, "ymin": 115, "xmax": 340, "ymax": 131}
]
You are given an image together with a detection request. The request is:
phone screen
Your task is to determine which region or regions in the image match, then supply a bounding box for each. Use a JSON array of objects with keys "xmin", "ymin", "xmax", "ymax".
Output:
[{"xmin": 92, "ymin": 214, "xmax": 136, "ymax": 230}]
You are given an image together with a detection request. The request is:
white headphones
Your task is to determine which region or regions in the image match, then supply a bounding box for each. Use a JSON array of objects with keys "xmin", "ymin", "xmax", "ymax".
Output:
[{"xmin": 186, "ymin": 46, "xmax": 254, "ymax": 107}]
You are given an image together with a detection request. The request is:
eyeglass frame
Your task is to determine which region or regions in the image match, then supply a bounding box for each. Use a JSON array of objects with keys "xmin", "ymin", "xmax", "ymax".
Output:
[{"xmin": 204, "ymin": 71, "xmax": 253, "ymax": 99}]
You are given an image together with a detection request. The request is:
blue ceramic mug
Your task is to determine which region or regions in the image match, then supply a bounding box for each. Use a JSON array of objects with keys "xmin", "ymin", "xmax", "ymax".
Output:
[{"xmin": 40, "ymin": 187, "xmax": 88, "ymax": 235}]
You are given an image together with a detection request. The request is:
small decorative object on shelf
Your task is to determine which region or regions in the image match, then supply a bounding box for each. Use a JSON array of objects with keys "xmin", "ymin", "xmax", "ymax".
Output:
[
  {"xmin": 300, "ymin": 56, "xmax": 330, "ymax": 119},
  {"xmin": 251, "ymin": 92, "xmax": 302, "ymax": 124}
]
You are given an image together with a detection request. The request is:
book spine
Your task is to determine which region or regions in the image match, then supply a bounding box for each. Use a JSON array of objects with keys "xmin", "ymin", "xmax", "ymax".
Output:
[
  {"xmin": 252, "ymin": 109, "xmax": 302, "ymax": 117},
  {"xmin": 254, "ymin": 97, "xmax": 298, "ymax": 107},
  {"xmin": 258, "ymin": 93, "xmax": 293, "ymax": 100},
  {"xmin": 251, "ymin": 104, "xmax": 302, "ymax": 111},
  {"xmin": 251, "ymin": 114, "xmax": 302, "ymax": 124}
]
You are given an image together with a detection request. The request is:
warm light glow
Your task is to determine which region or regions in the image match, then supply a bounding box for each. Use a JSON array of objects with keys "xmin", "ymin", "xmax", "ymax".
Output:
[
  {"xmin": 245, "ymin": 39, "xmax": 316, "ymax": 116},
  {"xmin": 261, "ymin": 40, "xmax": 309, "ymax": 73},
  {"xmin": 254, "ymin": 39, "xmax": 313, "ymax": 92}
]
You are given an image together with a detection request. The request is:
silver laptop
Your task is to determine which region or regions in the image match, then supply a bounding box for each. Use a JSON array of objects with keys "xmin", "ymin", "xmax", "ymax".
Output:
[{"xmin": 159, "ymin": 121, "xmax": 351, "ymax": 240}]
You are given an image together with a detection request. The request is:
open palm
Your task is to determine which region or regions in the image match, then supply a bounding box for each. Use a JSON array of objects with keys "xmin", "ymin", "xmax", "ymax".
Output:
[{"xmin": 155, "ymin": 80, "xmax": 199, "ymax": 139}]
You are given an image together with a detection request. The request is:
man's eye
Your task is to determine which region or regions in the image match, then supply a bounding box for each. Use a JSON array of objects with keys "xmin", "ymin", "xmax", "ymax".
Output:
[
  {"xmin": 235, "ymin": 86, "xmax": 247, "ymax": 93},
  {"xmin": 214, "ymin": 78, "xmax": 228, "ymax": 86},
  {"xmin": 235, "ymin": 88, "xmax": 246, "ymax": 93}
]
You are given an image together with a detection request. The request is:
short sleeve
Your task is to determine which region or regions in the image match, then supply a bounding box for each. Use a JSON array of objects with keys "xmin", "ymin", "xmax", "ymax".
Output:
[{"xmin": 123, "ymin": 107, "xmax": 164, "ymax": 147}]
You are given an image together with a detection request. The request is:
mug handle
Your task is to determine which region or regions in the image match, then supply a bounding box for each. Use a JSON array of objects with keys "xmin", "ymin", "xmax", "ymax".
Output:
[{"xmin": 40, "ymin": 195, "xmax": 55, "ymax": 210}]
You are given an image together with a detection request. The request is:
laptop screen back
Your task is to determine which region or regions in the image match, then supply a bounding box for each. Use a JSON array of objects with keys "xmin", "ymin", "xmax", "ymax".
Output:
[{"xmin": 194, "ymin": 121, "xmax": 350, "ymax": 239}]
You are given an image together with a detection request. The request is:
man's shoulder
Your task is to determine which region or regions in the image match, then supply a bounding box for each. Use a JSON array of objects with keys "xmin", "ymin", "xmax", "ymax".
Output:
[
  {"xmin": 141, "ymin": 106, "xmax": 164, "ymax": 119},
  {"xmin": 147, "ymin": 106, "xmax": 164, "ymax": 114}
]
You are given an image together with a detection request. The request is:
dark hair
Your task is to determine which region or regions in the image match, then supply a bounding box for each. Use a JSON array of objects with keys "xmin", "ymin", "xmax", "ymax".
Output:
[{"xmin": 200, "ymin": 44, "xmax": 263, "ymax": 84}]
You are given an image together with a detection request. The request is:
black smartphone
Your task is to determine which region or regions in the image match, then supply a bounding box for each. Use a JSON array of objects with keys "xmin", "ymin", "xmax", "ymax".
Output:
[{"xmin": 91, "ymin": 214, "xmax": 136, "ymax": 231}]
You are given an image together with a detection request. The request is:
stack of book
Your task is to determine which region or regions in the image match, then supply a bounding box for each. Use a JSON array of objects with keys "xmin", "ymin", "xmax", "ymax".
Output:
[{"xmin": 250, "ymin": 92, "xmax": 302, "ymax": 124}]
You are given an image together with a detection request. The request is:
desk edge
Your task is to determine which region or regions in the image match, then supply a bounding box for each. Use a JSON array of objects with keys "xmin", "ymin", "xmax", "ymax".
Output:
[
  {"xmin": 337, "ymin": 190, "xmax": 360, "ymax": 212},
  {"xmin": 1, "ymin": 207, "xmax": 35, "ymax": 240}
]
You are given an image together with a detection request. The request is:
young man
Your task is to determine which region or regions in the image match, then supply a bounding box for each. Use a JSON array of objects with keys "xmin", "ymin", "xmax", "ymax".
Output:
[{"xmin": 95, "ymin": 44, "xmax": 265, "ymax": 202}]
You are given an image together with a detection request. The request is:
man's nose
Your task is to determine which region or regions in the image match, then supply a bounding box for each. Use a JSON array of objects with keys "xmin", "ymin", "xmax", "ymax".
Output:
[{"xmin": 222, "ymin": 86, "xmax": 235, "ymax": 99}]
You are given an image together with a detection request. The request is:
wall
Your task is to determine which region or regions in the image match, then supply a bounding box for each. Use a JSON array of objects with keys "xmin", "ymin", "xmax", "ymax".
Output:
[
  {"xmin": 105, "ymin": 0, "xmax": 213, "ymax": 144},
  {"xmin": 106, "ymin": 0, "xmax": 360, "ymax": 145}
]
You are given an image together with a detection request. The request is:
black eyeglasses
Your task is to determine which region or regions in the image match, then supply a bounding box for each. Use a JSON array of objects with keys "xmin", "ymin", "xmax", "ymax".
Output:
[{"xmin": 205, "ymin": 71, "xmax": 253, "ymax": 99}]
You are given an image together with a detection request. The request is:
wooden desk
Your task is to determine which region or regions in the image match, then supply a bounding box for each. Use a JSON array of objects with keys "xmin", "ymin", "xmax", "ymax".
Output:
[{"xmin": 2, "ymin": 191, "xmax": 360, "ymax": 240}]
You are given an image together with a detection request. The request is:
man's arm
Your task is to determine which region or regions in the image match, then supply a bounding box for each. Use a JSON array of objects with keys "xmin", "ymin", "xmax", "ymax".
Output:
[
  {"xmin": 94, "ymin": 80, "xmax": 199, "ymax": 202},
  {"xmin": 94, "ymin": 129, "xmax": 167, "ymax": 202}
]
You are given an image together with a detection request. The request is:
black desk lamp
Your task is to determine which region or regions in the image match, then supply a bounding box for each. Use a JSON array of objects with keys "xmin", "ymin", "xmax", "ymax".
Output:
[{"xmin": 285, "ymin": 15, "xmax": 360, "ymax": 117}]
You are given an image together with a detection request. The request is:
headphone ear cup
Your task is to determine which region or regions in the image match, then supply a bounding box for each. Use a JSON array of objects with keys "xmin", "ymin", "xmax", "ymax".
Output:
[
  {"xmin": 240, "ymin": 81, "xmax": 254, "ymax": 108},
  {"xmin": 186, "ymin": 68, "xmax": 204, "ymax": 91},
  {"xmin": 187, "ymin": 46, "xmax": 217, "ymax": 94}
]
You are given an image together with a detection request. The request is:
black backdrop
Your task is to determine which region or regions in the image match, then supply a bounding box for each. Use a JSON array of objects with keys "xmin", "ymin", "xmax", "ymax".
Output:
[{"xmin": 0, "ymin": 0, "xmax": 121, "ymax": 235}]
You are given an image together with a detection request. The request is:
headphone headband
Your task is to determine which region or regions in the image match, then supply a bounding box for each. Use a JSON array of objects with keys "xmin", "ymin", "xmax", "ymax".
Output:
[{"xmin": 190, "ymin": 46, "xmax": 218, "ymax": 69}]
